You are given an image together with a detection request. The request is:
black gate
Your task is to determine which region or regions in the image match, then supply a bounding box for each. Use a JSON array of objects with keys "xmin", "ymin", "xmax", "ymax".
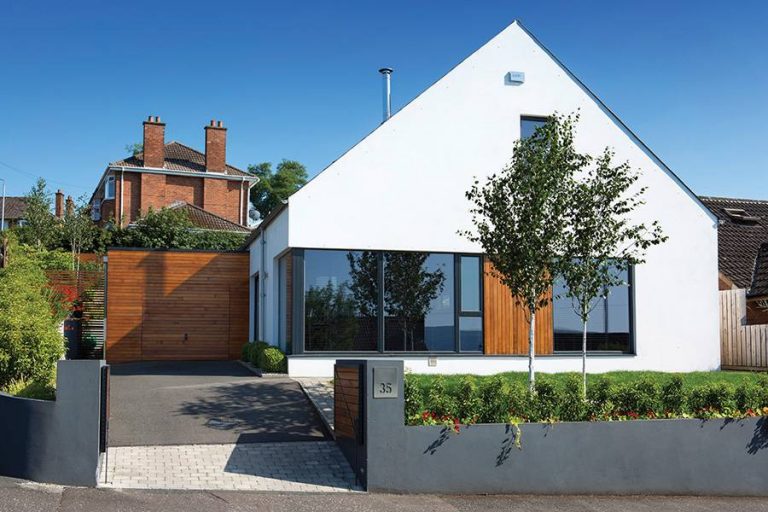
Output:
[{"xmin": 334, "ymin": 361, "xmax": 366, "ymax": 488}]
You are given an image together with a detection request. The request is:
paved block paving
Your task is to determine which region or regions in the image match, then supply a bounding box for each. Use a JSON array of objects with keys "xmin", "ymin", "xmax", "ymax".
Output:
[
  {"xmin": 294, "ymin": 378, "xmax": 335, "ymax": 431},
  {"xmin": 100, "ymin": 441, "xmax": 360, "ymax": 492}
]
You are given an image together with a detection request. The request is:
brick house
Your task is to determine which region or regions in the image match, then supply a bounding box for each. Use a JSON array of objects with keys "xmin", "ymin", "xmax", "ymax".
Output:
[{"xmin": 90, "ymin": 117, "xmax": 258, "ymax": 229}]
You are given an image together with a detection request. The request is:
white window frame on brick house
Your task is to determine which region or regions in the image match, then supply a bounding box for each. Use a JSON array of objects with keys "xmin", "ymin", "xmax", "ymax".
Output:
[{"xmin": 105, "ymin": 175, "xmax": 116, "ymax": 200}]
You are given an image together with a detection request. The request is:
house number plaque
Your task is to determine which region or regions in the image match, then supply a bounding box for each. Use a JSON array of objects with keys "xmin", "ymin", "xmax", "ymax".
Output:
[{"xmin": 373, "ymin": 367, "xmax": 398, "ymax": 399}]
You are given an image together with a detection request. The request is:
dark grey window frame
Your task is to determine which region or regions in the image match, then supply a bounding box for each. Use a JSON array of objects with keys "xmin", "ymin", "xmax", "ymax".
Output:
[
  {"xmin": 293, "ymin": 248, "xmax": 484, "ymax": 355},
  {"xmin": 551, "ymin": 265, "xmax": 636, "ymax": 355},
  {"xmin": 455, "ymin": 255, "xmax": 484, "ymax": 353},
  {"xmin": 521, "ymin": 115, "xmax": 549, "ymax": 139}
]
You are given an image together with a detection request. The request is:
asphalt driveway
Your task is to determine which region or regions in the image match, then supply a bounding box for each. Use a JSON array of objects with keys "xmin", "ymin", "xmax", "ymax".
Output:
[{"xmin": 108, "ymin": 361, "xmax": 328, "ymax": 446}]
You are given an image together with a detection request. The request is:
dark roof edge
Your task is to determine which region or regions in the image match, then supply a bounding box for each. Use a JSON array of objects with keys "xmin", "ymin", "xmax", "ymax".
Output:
[
  {"xmin": 514, "ymin": 20, "xmax": 717, "ymax": 224},
  {"xmin": 241, "ymin": 202, "xmax": 288, "ymax": 249},
  {"xmin": 699, "ymin": 195, "xmax": 768, "ymax": 205}
]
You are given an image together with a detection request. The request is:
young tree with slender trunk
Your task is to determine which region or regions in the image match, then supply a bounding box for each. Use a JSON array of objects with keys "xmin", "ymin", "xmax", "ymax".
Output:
[
  {"xmin": 61, "ymin": 195, "xmax": 98, "ymax": 274},
  {"xmin": 463, "ymin": 114, "xmax": 586, "ymax": 391},
  {"xmin": 562, "ymin": 149, "xmax": 667, "ymax": 397}
]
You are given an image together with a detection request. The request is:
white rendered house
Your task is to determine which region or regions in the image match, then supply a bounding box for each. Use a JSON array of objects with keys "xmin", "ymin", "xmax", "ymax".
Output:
[{"xmin": 245, "ymin": 20, "xmax": 719, "ymax": 378}]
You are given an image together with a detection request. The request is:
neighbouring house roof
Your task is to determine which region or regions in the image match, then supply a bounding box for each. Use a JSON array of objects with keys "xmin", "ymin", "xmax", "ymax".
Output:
[
  {"xmin": 1, "ymin": 197, "xmax": 27, "ymax": 220},
  {"xmin": 750, "ymin": 243, "xmax": 768, "ymax": 297},
  {"xmin": 700, "ymin": 196, "xmax": 768, "ymax": 296},
  {"xmin": 111, "ymin": 141, "xmax": 254, "ymax": 178},
  {"xmin": 166, "ymin": 201, "xmax": 251, "ymax": 233}
]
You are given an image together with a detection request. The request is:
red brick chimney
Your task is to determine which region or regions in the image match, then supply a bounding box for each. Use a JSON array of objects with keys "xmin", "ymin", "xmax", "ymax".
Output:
[
  {"xmin": 55, "ymin": 189, "xmax": 64, "ymax": 219},
  {"xmin": 204, "ymin": 120, "xmax": 227, "ymax": 172},
  {"xmin": 65, "ymin": 196, "xmax": 74, "ymax": 217},
  {"xmin": 142, "ymin": 115, "xmax": 166, "ymax": 168}
]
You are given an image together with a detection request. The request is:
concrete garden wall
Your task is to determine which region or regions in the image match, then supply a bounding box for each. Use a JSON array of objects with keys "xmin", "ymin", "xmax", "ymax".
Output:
[
  {"xmin": 351, "ymin": 360, "xmax": 768, "ymax": 495},
  {"xmin": 0, "ymin": 360, "xmax": 105, "ymax": 486}
]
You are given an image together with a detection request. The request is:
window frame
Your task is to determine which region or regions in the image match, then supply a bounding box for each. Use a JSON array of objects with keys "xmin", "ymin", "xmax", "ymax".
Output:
[
  {"xmin": 104, "ymin": 175, "xmax": 116, "ymax": 200},
  {"xmin": 455, "ymin": 254, "xmax": 484, "ymax": 353},
  {"xmin": 551, "ymin": 264, "xmax": 636, "ymax": 355},
  {"xmin": 520, "ymin": 115, "xmax": 549, "ymax": 139},
  {"xmin": 296, "ymin": 247, "xmax": 485, "ymax": 355}
]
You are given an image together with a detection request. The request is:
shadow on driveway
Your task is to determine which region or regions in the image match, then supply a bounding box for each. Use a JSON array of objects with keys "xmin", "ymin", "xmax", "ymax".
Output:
[{"xmin": 109, "ymin": 361, "xmax": 328, "ymax": 446}]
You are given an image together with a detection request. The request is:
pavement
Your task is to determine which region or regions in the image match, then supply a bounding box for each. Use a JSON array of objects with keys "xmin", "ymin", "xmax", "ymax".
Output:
[
  {"xmin": 100, "ymin": 441, "xmax": 359, "ymax": 491},
  {"xmin": 294, "ymin": 378, "xmax": 335, "ymax": 431},
  {"xmin": 2, "ymin": 477, "xmax": 768, "ymax": 512},
  {"xmin": 109, "ymin": 361, "xmax": 328, "ymax": 445}
]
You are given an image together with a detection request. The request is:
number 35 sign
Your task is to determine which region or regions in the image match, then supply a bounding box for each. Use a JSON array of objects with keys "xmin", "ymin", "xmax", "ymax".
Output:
[{"xmin": 372, "ymin": 367, "xmax": 399, "ymax": 399}]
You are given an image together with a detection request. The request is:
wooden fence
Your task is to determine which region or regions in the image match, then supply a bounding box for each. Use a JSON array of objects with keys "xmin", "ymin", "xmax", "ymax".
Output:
[{"xmin": 720, "ymin": 289, "xmax": 768, "ymax": 370}]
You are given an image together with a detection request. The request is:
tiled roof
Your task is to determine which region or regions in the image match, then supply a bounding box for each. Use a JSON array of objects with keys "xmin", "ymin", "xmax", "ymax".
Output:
[
  {"xmin": 751, "ymin": 243, "xmax": 768, "ymax": 297},
  {"xmin": 700, "ymin": 196, "xmax": 768, "ymax": 295},
  {"xmin": 1, "ymin": 197, "xmax": 27, "ymax": 220},
  {"xmin": 167, "ymin": 201, "xmax": 251, "ymax": 233},
  {"xmin": 111, "ymin": 141, "xmax": 254, "ymax": 178}
]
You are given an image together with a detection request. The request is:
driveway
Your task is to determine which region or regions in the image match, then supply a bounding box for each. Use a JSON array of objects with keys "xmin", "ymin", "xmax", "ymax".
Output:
[{"xmin": 108, "ymin": 361, "xmax": 329, "ymax": 446}]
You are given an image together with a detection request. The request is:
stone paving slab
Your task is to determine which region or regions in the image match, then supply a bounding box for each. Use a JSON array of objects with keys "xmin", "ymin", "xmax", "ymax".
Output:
[
  {"xmin": 100, "ymin": 441, "xmax": 359, "ymax": 492},
  {"xmin": 294, "ymin": 378, "xmax": 334, "ymax": 432}
]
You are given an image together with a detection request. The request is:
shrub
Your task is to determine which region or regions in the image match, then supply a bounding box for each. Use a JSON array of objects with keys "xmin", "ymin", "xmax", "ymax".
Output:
[
  {"xmin": 404, "ymin": 375, "xmax": 423, "ymax": 421},
  {"xmin": 456, "ymin": 376, "xmax": 481, "ymax": 423},
  {"xmin": 241, "ymin": 342, "xmax": 251, "ymax": 362},
  {"xmin": 531, "ymin": 379, "xmax": 559, "ymax": 422},
  {"xmin": 586, "ymin": 376, "xmax": 614, "ymax": 419},
  {"xmin": 427, "ymin": 375, "xmax": 457, "ymax": 418},
  {"xmin": 248, "ymin": 341, "xmax": 269, "ymax": 366},
  {"xmin": 735, "ymin": 381, "xmax": 762, "ymax": 412},
  {"xmin": 660, "ymin": 375, "xmax": 686, "ymax": 415},
  {"xmin": 560, "ymin": 375, "xmax": 587, "ymax": 422},
  {"xmin": 0, "ymin": 241, "xmax": 65, "ymax": 389},
  {"xmin": 613, "ymin": 379, "xmax": 660, "ymax": 417},
  {"xmin": 687, "ymin": 383, "xmax": 736, "ymax": 416},
  {"xmin": 260, "ymin": 347, "xmax": 287, "ymax": 373}
]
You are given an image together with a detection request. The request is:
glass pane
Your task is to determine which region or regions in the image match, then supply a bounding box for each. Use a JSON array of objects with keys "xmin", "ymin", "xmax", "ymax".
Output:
[
  {"xmin": 460, "ymin": 256, "xmax": 481, "ymax": 312},
  {"xmin": 384, "ymin": 252, "xmax": 455, "ymax": 352},
  {"xmin": 553, "ymin": 268, "xmax": 631, "ymax": 353},
  {"xmin": 304, "ymin": 250, "xmax": 379, "ymax": 351},
  {"xmin": 459, "ymin": 316, "xmax": 483, "ymax": 352},
  {"xmin": 521, "ymin": 117, "xmax": 547, "ymax": 139}
]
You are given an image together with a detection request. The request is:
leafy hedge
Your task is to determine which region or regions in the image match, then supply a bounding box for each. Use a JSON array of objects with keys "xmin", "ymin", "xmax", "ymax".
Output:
[
  {"xmin": 0, "ymin": 240, "xmax": 67, "ymax": 393},
  {"xmin": 405, "ymin": 373, "xmax": 768, "ymax": 427},
  {"xmin": 242, "ymin": 341, "xmax": 287, "ymax": 373}
]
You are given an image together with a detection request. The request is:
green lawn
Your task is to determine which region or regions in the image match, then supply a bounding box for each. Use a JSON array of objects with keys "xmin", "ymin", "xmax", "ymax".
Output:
[{"xmin": 406, "ymin": 370, "xmax": 767, "ymax": 393}]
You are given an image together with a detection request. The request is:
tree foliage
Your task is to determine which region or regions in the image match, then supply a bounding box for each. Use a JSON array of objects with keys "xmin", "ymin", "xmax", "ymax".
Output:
[
  {"xmin": 15, "ymin": 178, "xmax": 59, "ymax": 248},
  {"xmin": 463, "ymin": 113, "xmax": 584, "ymax": 390},
  {"xmin": 61, "ymin": 195, "xmax": 100, "ymax": 272},
  {"xmin": 562, "ymin": 148, "xmax": 667, "ymax": 396},
  {"xmin": 110, "ymin": 207, "xmax": 247, "ymax": 251},
  {"xmin": 248, "ymin": 160, "xmax": 308, "ymax": 221}
]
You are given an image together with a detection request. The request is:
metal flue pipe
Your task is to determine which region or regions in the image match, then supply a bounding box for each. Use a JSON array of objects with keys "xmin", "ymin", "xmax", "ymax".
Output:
[{"xmin": 378, "ymin": 67, "xmax": 393, "ymax": 122}]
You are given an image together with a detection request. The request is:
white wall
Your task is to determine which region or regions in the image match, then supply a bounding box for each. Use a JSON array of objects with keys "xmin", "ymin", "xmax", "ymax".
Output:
[
  {"xmin": 248, "ymin": 208, "xmax": 290, "ymax": 348},
  {"xmin": 255, "ymin": 21, "xmax": 721, "ymax": 374}
]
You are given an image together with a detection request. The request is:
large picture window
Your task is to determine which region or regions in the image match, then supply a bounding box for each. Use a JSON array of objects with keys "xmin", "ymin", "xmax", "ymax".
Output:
[
  {"xmin": 304, "ymin": 250, "xmax": 378, "ymax": 352},
  {"xmin": 300, "ymin": 249, "xmax": 483, "ymax": 353},
  {"xmin": 553, "ymin": 266, "xmax": 633, "ymax": 353}
]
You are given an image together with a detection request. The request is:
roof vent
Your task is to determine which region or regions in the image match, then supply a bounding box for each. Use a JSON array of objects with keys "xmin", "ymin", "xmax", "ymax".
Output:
[{"xmin": 724, "ymin": 208, "xmax": 760, "ymax": 224}]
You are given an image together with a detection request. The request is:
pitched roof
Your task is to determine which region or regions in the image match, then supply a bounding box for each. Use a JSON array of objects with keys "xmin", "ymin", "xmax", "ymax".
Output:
[
  {"xmin": 750, "ymin": 243, "xmax": 768, "ymax": 297},
  {"xmin": 167, "ymin": 201, "xmax": 251, "ymax": 233},
  {"xmin": 700, "ymin": 196, "xmax": 768, "ymax": 295},
  {"xmin": 1, "ymin": 197, "xmax": 28, "ymax": 220},
  {"xmin": 111, "ymin": 141, "xmax": 254, "ymax": 178}
]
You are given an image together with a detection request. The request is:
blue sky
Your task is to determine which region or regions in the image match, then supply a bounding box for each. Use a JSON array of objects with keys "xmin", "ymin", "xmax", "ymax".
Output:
[{"xmin": 0, "ymin": 1, "xmax": 766, "ymax": 199}]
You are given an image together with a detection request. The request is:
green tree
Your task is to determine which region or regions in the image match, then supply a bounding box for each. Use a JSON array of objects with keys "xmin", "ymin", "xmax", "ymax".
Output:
[
  {"xmin": 463, "ymin": 113, "xmax": 584, "ymax": 391},
  {"xmin": 248, "ymin": 160, "xmax": 308, "ymax": 220},
  {"xmin": 562, "ymin": 149, "xmax": 667, "ymax": 397},
  {"xmin": 125, "ymin": 143, "xmax": 143, "ymax": 156},
  {"xmin": 112, "ymin": 207, "xmax": 194, "ymax": 248},
  {"xmin": 16, "ymin": 178, "xmax": 59, "ymax": 248},
  {"xmin": 61, "ymin": 195, "xmax": 99, "ymax": 273}
]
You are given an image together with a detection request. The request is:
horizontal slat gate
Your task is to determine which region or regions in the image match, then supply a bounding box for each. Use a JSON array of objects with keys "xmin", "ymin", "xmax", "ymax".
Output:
[{"xmin": 106, "ymin": 249, "xmax": 249, "ymax": 363}]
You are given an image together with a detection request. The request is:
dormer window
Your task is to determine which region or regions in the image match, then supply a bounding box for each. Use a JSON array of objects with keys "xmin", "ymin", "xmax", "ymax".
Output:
[
  {"xmin": 105, "ymin": 176, "xmax": 116, "ymax": 200},
  {"xmin": 723, "ymin": 208, "xmax": 760, "ymax": 224}
]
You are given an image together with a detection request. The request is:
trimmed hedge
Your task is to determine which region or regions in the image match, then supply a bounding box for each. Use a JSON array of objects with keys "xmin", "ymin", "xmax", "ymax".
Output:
[
  {"xmin": 242, "ymin": 341, "xmax": 287, "ymax": 373},
  {"xmin": 405, "ymin": 373, "xmax": 768, "ymax": 426}
]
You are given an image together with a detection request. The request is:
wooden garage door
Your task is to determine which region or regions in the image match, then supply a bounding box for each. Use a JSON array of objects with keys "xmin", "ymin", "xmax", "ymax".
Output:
[{"xmin": 106, "ymin": 249, "xmax": 249, "ymax": 363}]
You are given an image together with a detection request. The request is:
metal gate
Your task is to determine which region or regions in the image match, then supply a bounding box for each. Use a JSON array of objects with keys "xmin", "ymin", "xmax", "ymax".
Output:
[{"xmin": 334, "ymin": 361, "xmax": 366, "ymax": 488}]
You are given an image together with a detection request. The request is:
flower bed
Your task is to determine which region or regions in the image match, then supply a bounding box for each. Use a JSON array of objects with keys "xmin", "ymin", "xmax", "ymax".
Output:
[{"xmin": 405, "ymin": 371, "xmax": 768, "ymax": 428}]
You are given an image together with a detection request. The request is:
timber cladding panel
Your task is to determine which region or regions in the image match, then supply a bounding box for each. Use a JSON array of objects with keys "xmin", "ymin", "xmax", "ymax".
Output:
[
  {"xmin": 106, "ymin": 249, "xmax": 249, "ymax": 363},
  {"xmin": 334, "ymin": 366, "xmax": 361, "ymax": 441},
  {"xmin": 482, "ymin": 259, "xmax": 553, "ymax": 355}
]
